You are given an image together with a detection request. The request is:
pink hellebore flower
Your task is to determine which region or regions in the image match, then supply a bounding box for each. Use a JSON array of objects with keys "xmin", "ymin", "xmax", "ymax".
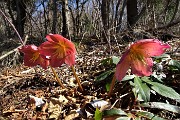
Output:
[
  {"xmin": 19, "ymin": 45, "xmax": 49, "ymax": 69},
  {"xmin": 115, "ymin": 39, "xmax": 170, "ymax": 81},
  {"xmin": 39, "ymin": 34, "xmax": 76, "ymax": 67}
]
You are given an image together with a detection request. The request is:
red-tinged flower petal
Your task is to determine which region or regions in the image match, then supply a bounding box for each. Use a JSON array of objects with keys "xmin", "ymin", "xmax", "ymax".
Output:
[
  {"xmin": 49, "ymin": 57, "xmax": 65, "ymax": 67},
  {"xmin": 46, "ymin": 34, "xmax": 76, "ymax": 54},
  {"xmin": 39, "ymin": 41, "xmax": 59, "ymax": 56},
  {"xmin": 19, "ymin": 45, "xmax": 49, "ymax": 69},
  {"xmin": 46, "ymin": 34, "xmax": 64, "ymax": 43},
  {"xmin": 115, "ymin": 51, "xmax": 131, "ymax": 81},
  {"xmin": 40, "ymin": 34, "xmax": 76, "ymax": 67},
  {"xmin": 131, "ymin": 57, "xmax": 153, "ymax": 76},
  {"xmin": 65, "ymin": 53, "xmax": 76, "ymax": 66},
  {"xmin": 19, "ymin": 45, "xmax": 38, "ymax": 53},
  {"xmin": 131, "ymin": 39, "xmax": 170, "ymax": 57}
]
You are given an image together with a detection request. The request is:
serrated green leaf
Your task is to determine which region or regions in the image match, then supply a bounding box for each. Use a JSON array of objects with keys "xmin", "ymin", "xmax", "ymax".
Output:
[
  {"xmin": 122, "ymin": 75, "xmax": 135, "ymax": 81},
  {"xmin": 141, "ymin": 102, "xmax": 180, "ymax": 114},
  {"xmin": 134, "ymin": 77, "xmax": 150, "ymax": 102},
  {"xmin": 136, "ymin": 110, "xmax": 166, "ymax": 120},
  {"xmin": 95, "ymin": 70, "xmax": 113, "ymax": 81},
  {"xmin": 103, "ymin": 108, "xmax": 127, "ymax": 117},
  {"xmin": 95, "ymin": 108, "xmax": 103, "ymax": 120},
  {"xmin": 151, "ymin": 83, "xmax": 180, "ymax": 99},
  {"xmin": 142, "ymin": 77, "xmax": 180, "ymax": 100}
]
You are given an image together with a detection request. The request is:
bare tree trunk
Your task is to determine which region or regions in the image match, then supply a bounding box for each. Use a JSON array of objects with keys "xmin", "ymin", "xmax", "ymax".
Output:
[
  {"xmin": 101, "ymin": 0, "xmax": 110, "ymax": 40},
  {"xmin": 127, "ymin": 0, "xmax": 138, "ymax": 29},
  {"xmin": 42, "ymin": 0, "xmax": 47, "ymax": 35},
  {"xmin": 62, "ymin": 0, "xmax": 70, "ymax": 37},
  {"xmin": 52, "ymin": 0, "xmax": 57, "ymax": 33},
  {"xmin": 12, "ymin": 0, "xmax": 26, "ymax": 37},
  {"xmin": 117, "ymin": 0, "xmax": 127, "ymax": 32},
  {"xmin": 101, "ymin": 0, "xmax": 110, "ymax": 30}
]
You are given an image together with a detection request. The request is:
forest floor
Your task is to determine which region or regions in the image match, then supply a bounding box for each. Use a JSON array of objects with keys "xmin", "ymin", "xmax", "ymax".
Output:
[{"xmin": 0, "ymin": 37, "xmax": 180, "ymax": 120}]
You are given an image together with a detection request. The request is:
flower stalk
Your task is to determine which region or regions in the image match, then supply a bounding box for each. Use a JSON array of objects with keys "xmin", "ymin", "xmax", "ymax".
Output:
[
  {"xmin": 50, "ymin": 66, "xmax": 65, "ymax": 89},
  {"xmin": 71, "ymin": 66, "xmax": 83, "ymax": 92},
  {"xmin": 108, "ymin": 75, "xmax": 116, "ymax": 97}
]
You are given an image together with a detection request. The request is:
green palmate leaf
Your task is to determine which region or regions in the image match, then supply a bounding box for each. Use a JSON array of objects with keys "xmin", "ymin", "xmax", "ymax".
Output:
[
  {"xmin": 103, "ymin": 108, "xmax": 127, "ymax": 117},
  {"xmin": 134, "ymin": 77, "xmax": 150, "ymax": 102},
  {"xmin": 95, "ymin": 108, "xmax": 103, "ymax": 120},
  {"xmin": 142, "ymin": 77, "xmax": 180, "ymax": 100},
  {"xmin": 141, "ymin": 102, "xmax": 180, "ymax": 113},
  {"xmin": 136, "ymin": 110, "xmax": 166, "ymax": 120},
  {"xmin": 95, "ymin": 70, "xmax": 113, "ymax": 81}
]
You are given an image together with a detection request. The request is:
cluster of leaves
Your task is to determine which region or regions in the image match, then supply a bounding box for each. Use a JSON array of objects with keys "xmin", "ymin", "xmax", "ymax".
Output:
[{"xmin": 95, "ymin": 53, "xmax": 180, "ymax": 120}]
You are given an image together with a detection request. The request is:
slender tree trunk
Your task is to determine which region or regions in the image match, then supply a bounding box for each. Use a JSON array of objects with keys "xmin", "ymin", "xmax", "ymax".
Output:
[
  {"xmin": 15, "ymin": 0, "xmax": 26, "ymax": 37},
  {"xmin": 101, "ymin": 0, "xmax": 110, "ymax": 40},
  {"xmin": 52, "ymin": 0, "xmax": 57, "ymax": 33},
  {"xmin": 62, "ymin": 0, "xmax": 70, "ymax": 37},
  {"xmin": 127, "ymin": 0, "xmax": 138, "ymax": 29},
  {"xmin": 101, "ymin": 0, "xmax": 110, "ymax": 30},
  {"xmin": 117, "ymin": 0, "xmax": 127, "ymax": 32},
  {"xmin": 42, "ymin": 0, "xmax": 47, "ymax": 35}
]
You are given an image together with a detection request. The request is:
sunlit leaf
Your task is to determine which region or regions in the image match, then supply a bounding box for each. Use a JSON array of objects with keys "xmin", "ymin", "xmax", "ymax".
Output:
[
  {"xmin": 134, "ymin": 77, "xmax": 150, "ymax": 102},
  {"xmin": 122, "ymin": 75, "xmax": 135, "ymax": 81},
  {"xmin": 112, "ymin": 56, "xmax": 120, "ymax": 65},
  {"xmin": 116, "ymin": 117, "xmax": 131, "ymax": 120},
  {"xmin": 95, "ymin": 70, "xmax": 113, "ymax": 81},
  {"xmin": 136, "ymin": 110, "xmax": 166, "ymax": 120},
  {"xmin": 141, "ymin": 102, "xmax": 180, "ymax": 113},
  {"xmin": 142, "ymin": 77, "xmax": 180, "ymax": 100},
  {"xmin": 94, "ymin": 108, "xmax": 102, "ymax": 120}
]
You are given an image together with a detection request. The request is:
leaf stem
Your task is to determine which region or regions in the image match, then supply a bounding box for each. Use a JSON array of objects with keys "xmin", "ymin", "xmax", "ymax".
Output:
[
  {"xmin": 108, "ymin": 74, "xmax": 116, "ymax": 97},
  {"xmin": 50, "ymin": 66, "xmax": 65, "ymax": 89},
  {"xmin": 71, "ymin": 65, "xmax": 83, "ymax": 92}
]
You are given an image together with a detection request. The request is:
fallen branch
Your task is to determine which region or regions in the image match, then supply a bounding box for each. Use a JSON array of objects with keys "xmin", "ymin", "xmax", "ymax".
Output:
[
  {"xmin": 146, "ymin": 19, "xmax": 180, "ymax": 31},
  {"xmin": 0, "ymin": 45, "xmax": 23, "ymax": 61},
  {"xmin": 0, "ymin": 35, "xmax": 28, "ymax": 61}
]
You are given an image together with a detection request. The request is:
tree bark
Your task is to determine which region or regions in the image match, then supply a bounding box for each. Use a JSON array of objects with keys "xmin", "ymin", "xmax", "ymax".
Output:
[
  {"xmin": 101, "ymin": 0, "xmax": 110, "ymax": 30},
  {"xmin": 127, "ymin": 0, "xmax": 138, "ymax": 29},
  {"xmin": 15, "ymin": 0, "xmax": 26, "ymax": 37},
  {"xmin": 101, "ymin": 0, "xmax": 110, "ymax": 40},
  {"xmin": 41, "ymin": 0, "xmax": 47, "ymax": 35},
  {"xmin": 62, "ymin": 0, "xmax": 70, "ymax": 37},
  {"xmin": 7, "ymin": 0, "xmax": 26, "ymax": 37},
  {"xmin": 52, "ymin": 0, "xmax": 57, "ymax": 33}
]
